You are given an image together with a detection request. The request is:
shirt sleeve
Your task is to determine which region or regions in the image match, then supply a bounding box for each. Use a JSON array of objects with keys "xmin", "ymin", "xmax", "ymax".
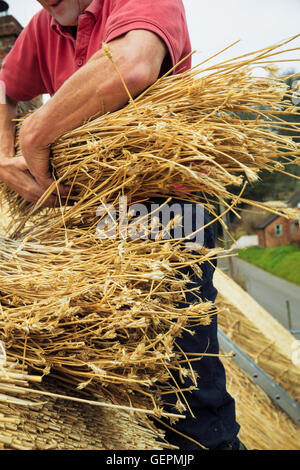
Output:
[
  {"xmin": 0, "ymin": 13, "xmax": 47, "ymax": 102},
  {"xmin": 103, "ymin": 0, "xmax": 191, "ymax": 75}
]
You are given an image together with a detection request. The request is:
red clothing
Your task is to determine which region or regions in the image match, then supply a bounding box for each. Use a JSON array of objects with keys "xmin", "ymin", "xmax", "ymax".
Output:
[{"xmin": 0, "ymin": 0, "xmax": 191, "ymax": 102}]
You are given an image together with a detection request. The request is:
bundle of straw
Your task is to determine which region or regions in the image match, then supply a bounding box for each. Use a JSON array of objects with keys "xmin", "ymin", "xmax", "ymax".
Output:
[
  {"xmin": 0, "ymin": 231, "xmax": 216, "ymax": 419},
  {"xmin": 4, "ymin": 37, "xmax": 300, "ymax": 238}
]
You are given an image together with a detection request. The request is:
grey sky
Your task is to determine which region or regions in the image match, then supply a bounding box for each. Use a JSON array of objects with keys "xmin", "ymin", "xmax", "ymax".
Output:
[{"xmin": 8, "ymin": 0, "xmax": 300, "ymax": 74}]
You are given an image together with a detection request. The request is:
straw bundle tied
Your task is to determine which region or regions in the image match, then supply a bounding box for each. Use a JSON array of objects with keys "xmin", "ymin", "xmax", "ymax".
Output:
[
  {"xmin": 0, "ymin": 37, "xmax": 300, "ymax": 448},
  {"xmin": 3, "ymin": 36, "xmax": 300, "ymax": 235},
  {"xmin": 0, "ymin": 352, "xmax": 171, "ymax": 450},
  {"xmin": 1, "ymin": 344, "xmax": 299, "ymax": 450}
]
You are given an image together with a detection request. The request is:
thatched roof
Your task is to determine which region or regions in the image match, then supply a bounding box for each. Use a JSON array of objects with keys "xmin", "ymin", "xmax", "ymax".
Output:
[{"xmin": 255, "ymin": 190, "xmax": 300, "ymax": 229}]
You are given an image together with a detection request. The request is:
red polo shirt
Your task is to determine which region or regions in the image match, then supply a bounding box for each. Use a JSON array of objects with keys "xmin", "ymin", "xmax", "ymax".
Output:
[{"xmin": 0, "ymin": 0, "xmax": 191, "ymax": 102}]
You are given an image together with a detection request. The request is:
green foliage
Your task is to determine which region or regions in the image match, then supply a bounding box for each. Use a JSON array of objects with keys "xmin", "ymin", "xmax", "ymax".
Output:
[{"xmin": 238, "ymin": 244, "xmax": 300, "ymax": 286}]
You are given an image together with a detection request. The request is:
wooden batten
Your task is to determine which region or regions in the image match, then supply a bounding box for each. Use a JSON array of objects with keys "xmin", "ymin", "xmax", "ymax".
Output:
[{"xmin": 215, "ymin": 268, "xmax": 300, "ymax": 401}]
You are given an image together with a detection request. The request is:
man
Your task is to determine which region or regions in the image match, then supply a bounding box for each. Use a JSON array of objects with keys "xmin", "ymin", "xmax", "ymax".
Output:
[{"xmin": 0, "ymin": 0, "xmax": 244, "ymax": 450}]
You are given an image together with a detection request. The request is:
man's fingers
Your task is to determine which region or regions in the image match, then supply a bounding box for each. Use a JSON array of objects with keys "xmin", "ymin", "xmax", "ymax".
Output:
[
  {"xmin": 34, "ymin": 174, "xmax": 56, "ymax": 191},
  {"xmin": 6, "ymin": 166, "xmax": 61, "ymax": 206},
  {"xmin": 21, "ymin": 141, "xmax": 61, "ymax": 193},
  {"xmin": 34, "ymin": 174, "xmax": 71, "ymax": 198},
  {"xmin": 14, "ymin": 156, "xmax": 29, "ymax": 172},
  {"xmin": 42, "ymin": 195, "xmax": 65, "ymax": 208},
  {"xmin": 21, "ymin": 177, "xmax": 67, "ymax": 206},
  {"xmin": 15, "ymin": 156, "xmax": 70, "ymax": 197},
  {"xmin": 0, "ymin": 155, "xmax": 70, "ymax": 206},
  {"xmin": 19, "ymin": 185, "xmax": 66, "ymax": 207},
  {"xmin": 19, "ymin": 128, "xmax": 71, "ymax": 198},
  {"xmin": 56, "ymin": 183, "xmax": 71, "ymax": 197}
]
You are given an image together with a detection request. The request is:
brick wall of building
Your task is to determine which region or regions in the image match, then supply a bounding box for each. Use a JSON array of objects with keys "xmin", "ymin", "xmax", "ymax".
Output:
[
  {"xmin": 257, "ymin": 228, "xmax": 266, "ymax": 249},
  {"xmin": 259, "ymin": 213, "xmax": 300, "ymax": 248}
]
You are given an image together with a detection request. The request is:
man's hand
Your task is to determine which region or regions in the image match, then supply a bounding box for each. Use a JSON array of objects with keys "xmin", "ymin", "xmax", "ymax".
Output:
[
  {"xmin": 0, "ymin": 96, "xmax": 68, "ymax": 206},
  {"xmin": 0, "ymin": 155, "xmax": 59, "ymax": 205},
  {"xmin": 19, "ymin": 113, "xmax": 55, "ymax": 190},
  {"xmin": 19, "ymin": 113, "xmax": 69, "ymax": 204}
]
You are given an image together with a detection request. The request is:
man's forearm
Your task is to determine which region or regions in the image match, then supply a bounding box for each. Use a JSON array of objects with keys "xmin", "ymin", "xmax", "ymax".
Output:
[
  {"xmin": 0, "ymin": 96, "xmax": 18, "ymax": 158},
  {"xmin": 24, "ymin": 51, "xmax": 132, "ymax": 147},
  {"xmin": 22, "ymin": 30, "xmax": 166, "ymax": 149}
]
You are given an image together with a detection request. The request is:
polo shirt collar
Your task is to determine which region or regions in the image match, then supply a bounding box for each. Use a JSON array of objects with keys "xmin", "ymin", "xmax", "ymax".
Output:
[
  {"xmin": 85, "ymin": 0, "xmax": 103, "ymax": 19},
  {"xmin": 51, "ymin": 0, "xmax": 103, "ymax": 35}
]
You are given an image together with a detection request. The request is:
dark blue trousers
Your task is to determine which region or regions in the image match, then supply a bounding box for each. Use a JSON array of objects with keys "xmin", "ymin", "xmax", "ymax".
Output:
[{"xmin": 143, "ymin": 197, "xmax": 240, "ymax": 449}]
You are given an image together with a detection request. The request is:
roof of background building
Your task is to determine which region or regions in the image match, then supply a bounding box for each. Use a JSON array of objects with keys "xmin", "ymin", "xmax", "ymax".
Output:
[{"xmin": 255, "ymin": 190, "xmax": 300, "ymax": 230}]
